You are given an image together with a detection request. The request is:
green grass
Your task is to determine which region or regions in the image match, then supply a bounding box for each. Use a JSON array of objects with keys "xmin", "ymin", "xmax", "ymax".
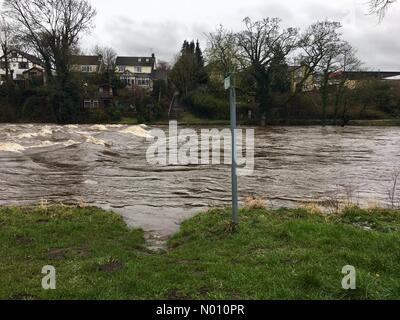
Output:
[
  {"xmin": 1, "ymin": 206, "xmax": 400, "ymax": 300},
  {"xmin": 178, "ymin": 112, "xmax": 232, "ymax": 126}
]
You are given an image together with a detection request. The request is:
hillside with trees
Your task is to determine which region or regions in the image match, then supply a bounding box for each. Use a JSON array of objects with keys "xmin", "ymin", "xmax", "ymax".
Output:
[{"xmin": 0, "ymin": 0, "xmax": 399, "ymax": 125}]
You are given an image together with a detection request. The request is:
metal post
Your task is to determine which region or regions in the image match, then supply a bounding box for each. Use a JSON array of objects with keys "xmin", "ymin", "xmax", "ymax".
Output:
[{"xmin": 229, "ymin": 73, "xmax": 238, "ymax": 225}]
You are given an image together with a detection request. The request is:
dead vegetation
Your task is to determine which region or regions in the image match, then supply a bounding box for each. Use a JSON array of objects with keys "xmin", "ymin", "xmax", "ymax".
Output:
[
  {"xmin": 243, "ymin": 196, "xmax": 268, "ymax": 210},
  {"xmin": 388, "ymin": 168, "xmax": 400, "ymax": 209}
]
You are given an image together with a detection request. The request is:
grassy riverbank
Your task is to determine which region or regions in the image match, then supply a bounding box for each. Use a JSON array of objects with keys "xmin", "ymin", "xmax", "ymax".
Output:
[
  {"xmin": 116, "ymin": 114, "xmax": 400, "ymax": 127},
  {"xmin": 1, "ymin": 206, "xmax": 399, "ymax": 300}
]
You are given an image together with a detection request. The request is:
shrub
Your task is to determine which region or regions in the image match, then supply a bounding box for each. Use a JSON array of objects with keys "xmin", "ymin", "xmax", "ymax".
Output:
[
  {"xmin": 184, "ymin": 93, "xmax": 229, "ymax": 119},
  {"xmin": 285, "ymin": 93, "xmax": 320, "ymax": 119},
  {"xmin": 106, "ymin": 106, "xmax": 122, "ymax": 122},
  {"xmin": 0, "ymin": 102, "xmax": 18, "ymax": 122},
  {"xmin": 22, "ymin": 95, "xmax": 56, "ymax": 123},
  {"xmin": 137, "ymin": 102, "xmax": 164, "ymax": 123},
  {"xmin": 84, "ymin": 108, "xmax": 109, "ymax": 123}
]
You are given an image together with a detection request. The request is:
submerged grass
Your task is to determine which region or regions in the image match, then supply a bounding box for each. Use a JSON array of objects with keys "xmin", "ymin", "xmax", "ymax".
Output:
[{"xmin": 0, "ymin": 205, "xmax": 399, "ymax": 300}]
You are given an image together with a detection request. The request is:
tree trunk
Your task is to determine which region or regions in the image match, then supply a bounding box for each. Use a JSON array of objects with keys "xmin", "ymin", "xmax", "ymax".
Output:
[
  {"xmin": 320, "ymin": 72, "xmax": 331, "ymax": 127},
  {"xmin": 321, "ymin": 86, "xmax": 328, "ymax": 127},
  {"xmin": 1, "ymin": 46, "xmax": 10, "ymax": 80},
  {"xmin": 359, "ymin": 103, "xmax": 368, "ymax": 118},
  {"xmin": 255, "ymin": 68, "xmax": 271, "ymax": 121}
]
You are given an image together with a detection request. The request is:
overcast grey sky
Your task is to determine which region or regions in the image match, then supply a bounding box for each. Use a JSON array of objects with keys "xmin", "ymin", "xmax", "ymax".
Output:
[{"xmin": 82, "ymin": 0, "xmax": 400, "ymax": 70}]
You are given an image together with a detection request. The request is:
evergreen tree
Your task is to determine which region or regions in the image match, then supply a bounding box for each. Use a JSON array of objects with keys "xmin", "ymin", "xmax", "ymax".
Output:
[
  {"xmin": 189, "ymin": 41, "xmax": 195, "ymax": 54},
  {"xmin": 268, "ymin": 45, "xmax": 291, "ymax": 94},
  {"xmin": 170, "ymin": 40, "xmax": 208, "ymax": 96},
  {"xmin": 181, "ymin": 40, "xmax": 190, "ymax": 55},
  {"xmin": 195, "ymin": 40, "xmax": 205, "ymax": 67},
  {"xmin": 195, "ymin": 40, "xmax": 208, "ymax": 85}
]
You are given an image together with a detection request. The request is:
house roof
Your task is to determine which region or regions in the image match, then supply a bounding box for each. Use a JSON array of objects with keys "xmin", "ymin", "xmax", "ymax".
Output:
[
  {"xmin": 343, "ymin": 71, "xmax": 400, "ymax": 80},
  {"xmin": 17, "ymin": 50, "xmax": 43, "ymax": 66},
  {"xmin": 22, "ymin": 66, "xmax": 44, "ymax": 74},
  {"xmin": 71, "ymin": 55, "xmax": 101, "ymax": 66},
  {"xmin": 120, "ymin": 70, "xmax": 135, "ymax": 75},
  {"xmin": 116, "ymin": 56, "xmax": 155, "ymax": 67}
]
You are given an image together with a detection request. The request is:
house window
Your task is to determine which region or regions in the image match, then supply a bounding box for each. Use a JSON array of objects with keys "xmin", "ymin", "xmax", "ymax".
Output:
[
  {"xmin": 84, "ymin": 100, "xmax": 92, "ymax": 109},
  {"xmin": 92, "ymin": 100, "xmax": 99, "ymax": 108},
  {"xmin": 118, "ymin": 66, "xmax": 125, "ymax": 72},
  {"xmin": 19, "ymin": 62, "xmax": 29, "ymax": 69},
  {"xmin": 137, "ymin": 78, "xmax": 150, "ymax": 87},
  {"xmin": 138, "ymin": 58, "xmax": 142, "ymax": 62},
  {"xmin": 0, "ymin": 61, "xmax": 6, "ymax": 69},
  {"xmin": 146, "ymin": 58, "xmax": 149, "ymax": 62},
  {"xmin": 81, "ymin": 65, "xmax": 93, "ymax": 72},
  {"xmin": 135, "ymin": 66, "xmax": 142, "ymax": 73}
]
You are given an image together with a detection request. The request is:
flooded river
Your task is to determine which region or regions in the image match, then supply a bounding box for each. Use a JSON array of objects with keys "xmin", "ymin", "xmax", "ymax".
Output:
[{"xmin": 0, "ymin": 124, "xmax": 399, "ymax": 240}]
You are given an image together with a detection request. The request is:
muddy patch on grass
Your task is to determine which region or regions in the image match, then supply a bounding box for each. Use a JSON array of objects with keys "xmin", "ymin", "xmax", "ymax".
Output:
[
  {"xmin": 14, "ymin": 235, "xmax": 35, "ymax": 245},
  {"xmin": 47, "ymin": 248, "xmax": 68, "ymax": 260},
  {"xmin": 72, "ymin": 247, "xmax": 91, "ymax": 258},
  {"xmin": 198, "ymin": 287, "xmax": 211, "ymax": 298},
  {"xmin": 46, "ymin": 247, "xmax": 91, "ymax": 260},
  {"xmin": 98, "ymin": 259, "xmax": 124, "ymax": 273},
  {"xmin": 36, "ymin": 219, "xmax": 50, "ymax": 225},
  {"xmin": 166, "ymin": 289, "xmax": 192, "ymax": 300}
]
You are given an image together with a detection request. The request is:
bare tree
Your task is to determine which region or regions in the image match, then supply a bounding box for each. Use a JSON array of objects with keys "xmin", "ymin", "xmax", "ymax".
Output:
[
  {"xmin": 235, "ymin": 17, "xmax": 298, "ymax": 117},
  {"xmin": 296, "ymin": 21, "xmax": 346, "ymax": 125},
  {"xmin": 4, "ymin": 0, "xmax": 96, "ymax": 122},
  {"xmin": 0, "ymin": 13, "xmax": 16, "ymax": 80},
  {"xmin": 296, "ymin": 21, "xmax": 342, "ymax": 93},
  {"xmin": 206, "ymin": 25, "xmax": 239, "ymax": 76},
  {"xmin": 369, "ymin": 0, "xmax": 396, "ymax": 20},
  {"xmin": 4, "ymin": 0, "xmax": 96, "ymax": 84},
  {"xmin": 92, "ymin": 45, "xmax": 117, "ymax": 72},
  {"xmin": 332, "ymin": 43, "xmax": 362, "ymax": 125}
]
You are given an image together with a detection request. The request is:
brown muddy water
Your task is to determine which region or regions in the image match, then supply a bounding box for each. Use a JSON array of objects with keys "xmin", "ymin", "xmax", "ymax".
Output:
[{"xmin": 0, "ymin": 124, "xmax": 399, "ymax": 242}]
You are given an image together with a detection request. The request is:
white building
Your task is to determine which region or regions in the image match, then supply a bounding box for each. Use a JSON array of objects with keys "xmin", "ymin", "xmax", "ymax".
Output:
[
  {"xmin": 116, "ymin": 54, "xmax": 156, "ymax": 90},
  {"xmin": 0, "ymin": 49, "xmax": 44, "ymax": 84},
  {"xmin": 383, "ymin": 75, "xmax": 400, "ymax": 81}
]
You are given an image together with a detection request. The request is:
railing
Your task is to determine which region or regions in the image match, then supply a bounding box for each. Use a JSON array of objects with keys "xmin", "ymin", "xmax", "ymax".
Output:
[{"xmin": 168, "ymin": 92, "xmax": 179, "ymax": 117}]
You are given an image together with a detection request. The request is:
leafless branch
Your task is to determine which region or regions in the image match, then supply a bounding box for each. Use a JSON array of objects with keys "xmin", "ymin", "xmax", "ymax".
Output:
[{"xmin": 369, "ymin": 0, "xmax": 396, "ymax": 21}]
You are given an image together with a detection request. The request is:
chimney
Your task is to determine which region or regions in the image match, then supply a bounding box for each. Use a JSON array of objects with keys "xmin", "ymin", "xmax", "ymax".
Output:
[{"xmin": 151, "ymin": 53, "xmax": 156, "ymax": 70}]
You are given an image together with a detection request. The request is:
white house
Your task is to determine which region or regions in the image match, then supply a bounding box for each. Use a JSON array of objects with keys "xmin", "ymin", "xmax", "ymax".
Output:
[
  {"xmin": 116, "ymin": 54, "xmax": 156, "ymax": 90},
  {"xmin": 0, "ymin": 49, "xmax": 44, "ymax": 84}
]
